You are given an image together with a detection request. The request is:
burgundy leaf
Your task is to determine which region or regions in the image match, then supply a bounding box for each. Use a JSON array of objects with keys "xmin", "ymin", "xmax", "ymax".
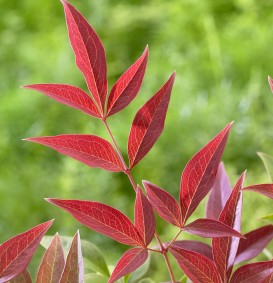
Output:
[
  {"xmin": 268, "ymin": 76, "xmax": 273, "ymax": 93},
  {"xmin": 206, "ymin": 162, "xmax": 232, "ymax": 220},
  {"xmin": 0, "ymin": 220, "xmax": 53, "ymax": 283},
  {"xmin": 108, "ymin": 248, "xmax": 148, "ymax": 283},
  {"xmin": 134, "ymin": 186, "xmax": 156, "ymax": 247},
  {"xmin": 46, "ymin": 199, "xmax": 144, "ymax": 246},
  {"xmin": 60, "ymin": 231, "xmax": 84, "ymax": 283},
  {"xmin": 183, "ymin": 218, "xmax": 243, "ymax": 238},
  {"xmin": 107, "ymin": 47, "xmax": 148, "ymax": 117},
  {"xmin": 8, "ymin": 269, "xmax": 32, "ymax": 283},
  {"xmin": 180, "ymin": 122, "xmax": 233, "ymax": 224},
  {"xmin": 24, "ymin": 135, "xmax": 123, "ymax": 172},
  {"xmin": 170, "ymin": 245, "xmax": 222, "ymax": 283},
  {"xmin": 230, "ymin": 260, "xmax": 273, "ymax": 283},
  {"xmin": 212, "ymin": 172, "xmax": 245, "ymax": 282},
  {"xmin": 243, "ymin": 184, "xmax": 273, "ymax": 199},
  {"xmin": 143, "ymin": 180, "xmax": 182, "ymax": 227},
  {"xmin": 171, "ymin": 240, "xmax": 213, "ymax": 260},
  {"xmin": 36, "ymin": 233, "xmax": 65, "ymax": 283},
  {"xmin": 262, "ymin": 273, "xmax": 273, "ymax": 283},
  {"xmin": 128, "ymin": 72, "xmax": 175, "ymax": 168},
  {"xmin": 235, "ymin": 225, "xmax": 273, "ymax": 265},
  {"xmin": 23, "ymin": 84, "xmax": 101, "ymax": 118},
  {"xmin": 61, "ymin": 0, "xmax": 107, "ymax": 113}
]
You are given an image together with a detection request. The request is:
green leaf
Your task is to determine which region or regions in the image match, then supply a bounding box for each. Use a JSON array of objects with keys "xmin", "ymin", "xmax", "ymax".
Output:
[
  {"xmin": 128, "ymin": 254, "xmax": 150, "ymax": 283},
  {"xmin": 179, "ymin": 274, "xmax": 189, "ymax": 283},
  {"xmin": 84, "ymin": 273, "xmax": 108, "ymax": 283},
  {"xmin": 258, "ymin": 152, "xmax": 273, "ymax": 182},
  {"xmin": 260, "ymin": 213, "xmax": 273, "ymax": 221},
  {"xmin": 138, "ymin": 279, "xmax": 155, "ymax": 283},
  {"xmin": 40, "ymin": 235, "xmax": 110, "ymax": 277}
]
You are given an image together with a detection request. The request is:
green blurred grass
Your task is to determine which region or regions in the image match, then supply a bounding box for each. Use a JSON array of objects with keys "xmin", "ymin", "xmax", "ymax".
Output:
[{"xmin": 1, "ymin": 0, "xmax": 273, "ymax": 280}]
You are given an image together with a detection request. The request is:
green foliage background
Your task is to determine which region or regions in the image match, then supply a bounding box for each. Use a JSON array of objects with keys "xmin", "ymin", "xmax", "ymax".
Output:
[{"xmin": 1, "ymin": 0, "xmax": 273, "ymax": 280}]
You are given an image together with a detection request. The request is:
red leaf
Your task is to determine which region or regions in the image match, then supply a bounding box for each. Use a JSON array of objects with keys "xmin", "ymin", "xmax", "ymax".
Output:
[
  {"xmin": 106, "ymin": 47, "xmax": 148, "ymax": 117},
  {"xmin": 180, "ymin": 122, "xmax": 233, "ymax": 224},
  {"xmin": 170, "ymin": 245, "xmax": 222, "ymax": 283},
  {"xmin": 0, "ymin": 220, "xmax": 53, "ymax": 283},
  {"xmin": 36, "ymin": 233, "xmax": 65, "ymax": 283},
  {"xmin": 128, "ymin": 72, "xmax": 175, "ymax": 168},
  {"xmin": 23, "ymin": 84, "xmax": 101, "ymax": 118},
  {"xmin": 108, "ymin": 248, "xmax": 148, "ymax": 283},
  {"xmin": 60, "ymin": 231, "xmax": 84, "ymax": 283},
  {"xmin": 235, "ymin": 225, "xmax": 273, "ymax": 265},
  {"xmin": 61, "ymin": 0, "xmax": 107, "ymax": 113},
  {"xmin": 134, "ymin": 187, "xmax": 156, "ymax": 247},
  {"xmin": 212, "ymin": 172, "xmax": 245, "ymax": 282},
  {"xmin": 206, "ymin": 162, "xmax": 231, "ymax": 220},
  {"xmin": 243, "ymin": 184, "xmax": 273, "ymax": 199},
  {"xmin": 24, "ymin": 135, "xmax": 123, "ymax": 172},
  {"xmin": 8, "ymin": 269, "xmax": 32, "ymax": 283},
  {"xmin": 230, "ymin": 260, "xmax": 273, "ymax": 283},
  {"xmin": 262, "ymin": 273, "xmax": 273, "ymax": 283},
  {"xmin": 171, "ymin": 240, "xmax": 213, "ymax": 260},
  {"xmin": 143, "ymin": 180, "xmax": 182, "ymax": 227},
  {"xmin": 183, "ymin": 218, "xmax": 244, "ymax": 238},
  {"xmin": 268, "ymin": 76, "xmax": 273, "ymax": 93},
  {"xmin": 46, "ymin": 199, "xmax": 144, "ymax": 246}
]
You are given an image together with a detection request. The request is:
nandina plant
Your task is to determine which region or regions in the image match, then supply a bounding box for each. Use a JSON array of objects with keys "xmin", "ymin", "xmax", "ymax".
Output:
[{"xmin": 1, "ymin": 0, "xmax": 273, "ymax": 282}]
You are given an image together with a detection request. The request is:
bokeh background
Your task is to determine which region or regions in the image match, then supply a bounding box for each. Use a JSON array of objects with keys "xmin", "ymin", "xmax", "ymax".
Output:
[{"xmin": 1, "ymin": 0, "xmax": 273, "ymax": 280}]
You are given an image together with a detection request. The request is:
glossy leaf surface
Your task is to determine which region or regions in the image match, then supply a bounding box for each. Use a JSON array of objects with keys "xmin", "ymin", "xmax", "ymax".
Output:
[
  {"xmin": 183, "ymin": 218, "xmax": 243, "ymax": 238},
  {"xmin": 143, "ymin": 181, "xmax": 181, "ymax": 227},
  {"xmin": 243, "ymin": 184, "xmax": 273, "ymax": 199},
  {"xmin": 36, "ymin": 233, "xmax": 65, "ymax": 283},
  {"xmin": 170, "ymin": 246, "xmax": 222, "ymax": 283},
  {"xmin": 60, "ymin": 231, "xmax": 84, "ymax": 283},
  {"xmin": 212, "ymin": 172, "xmax": 245, "ymax": 282},
  {"xmin": 128, "ymin": 73, "xmax": 175, "ymax": 168},
  {"xmin": 235, "ymin": 225, "xmax": 273, "ymax": 265},
  {"xmin": 23, "ymin": 84, "xmax": 101, "ymax": 118},
  {"xmin": 108, "ymin": 248, "xmax": 148, "ymax": 283},
  {"xmin": 107, "ymin": 47, "xmax": 148, "ymax": 117},
  {"xmin": 134, "ymin": 187, "xmax": 155, "ymax": 246},
  {"xmin": 206, "ymin": 162, "xmax": 231, "ymax": 220},
  {"xmin": 61, "ymin": 0, "xmax": 107, "ymax": 112},
  {"xmin": 0, "ymin": 220, "xmax": 53, "ymax": 283},
  {"xmin": 230, "ymin": 260, "xmax": 273, "ymax": 283},
  {"xmin": 47, "ymin": 199, "xmax": 144, "ymax": 246},
  {"xmin": 8, "ymin": 269, "xmax": 32, "ymax": 283},
  {"xmin": 180, "ymin": 122, "xmax": 233, "ymax": 224},
  {"xmin": 25, "ymin": 135, "xmax": 123, "ymax": 172},
  {"xmin": 171, "ymin": 240, "xmax": 213, "ymax": 260}
]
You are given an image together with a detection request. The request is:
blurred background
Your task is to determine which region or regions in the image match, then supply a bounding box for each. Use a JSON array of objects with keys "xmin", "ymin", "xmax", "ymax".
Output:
[{"xmin": 1, "ymin": 0, "xmax": 273, "ymax": 280}]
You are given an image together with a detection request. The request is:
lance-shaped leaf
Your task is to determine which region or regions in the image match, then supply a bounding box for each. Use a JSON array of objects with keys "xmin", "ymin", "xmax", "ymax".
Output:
[
  {"xmin": 206, "ymin": 162, "xmax": 232, "ymax": 220},
  {"xmin": 243, "ymin": 184, "xmax": 273, "ymax": 199},
  {"xmin": 61, "ymin": 0, "xmax": 107, "ymax": 112},
  {"xmin": 134, "ymin": 187, "xmax": 156, "ymax": 247},
  {"xmin": 46, "ymin": 199, "xmax": 144, "ymax": 246},
  {"xmin": 36, "ymin": 233, "xmax": 65, "ymax": 283},
  {"xmin": 230, "ymin": 260, "xmax": 273, "ymax": 283},
  {"xmin": 212, "ymin": 172, "xmax": 245, "ymax": 282},
  {"xmin": 143, "ymin": 181, "xmax": 182, "ymax": 227},
  {"xmin": 0, "ymin": 220, "xmax": 53, "ymax": 283},
  {"xmin": 23, "ymin": 84, "xmax": 101, "ymax": 118},
  {"xmin": 128, "ymin": 72, "xmax": 175, "ymax": 168},
  {"xmin": 268, "ymin": 76, "xmax": 273, "ymax": 93},
  {"xmin": 108, "ymin": 248, "xmax": 148, "ymax": 283},
  {"xmin": 235, "ymin": 225, "xmax": 273, "ymax": 265},
  {"xmin": 107, "ymin": 47, "xmax": 148, "ymax": 117},
  {"xmin": 24, "ymin": 135, "xmax": 123, "ymax": 172},
  {"xmin": 183, "ymin": 218, "xmax": 244, "ymax": 238},
  {"xmin": 170, "ymin": 246, "xmax": 222, "ymax": 283},
  {"xmin": 171, "ymin": 240, "xmax": 213, "ymax": 260},
  {"xmin": 258, "ymin": 152, "xmax": 273, "ymax": 182},
  {"xmin": 60, "ymin": 231, "xmax": 84, "ymax": 283},
  {"xmin": 180, "ymin": 122, "xmax": 233, "ymax": 224},
  {"xmin": 8, "ymin": 269, "xmax": 32, "ymax": 283}
]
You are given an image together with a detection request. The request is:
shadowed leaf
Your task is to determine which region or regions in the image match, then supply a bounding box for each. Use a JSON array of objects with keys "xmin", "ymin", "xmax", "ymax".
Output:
[{"xmin": 7, "ymin": 269, "xmax": 32, "ymax": 283}]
